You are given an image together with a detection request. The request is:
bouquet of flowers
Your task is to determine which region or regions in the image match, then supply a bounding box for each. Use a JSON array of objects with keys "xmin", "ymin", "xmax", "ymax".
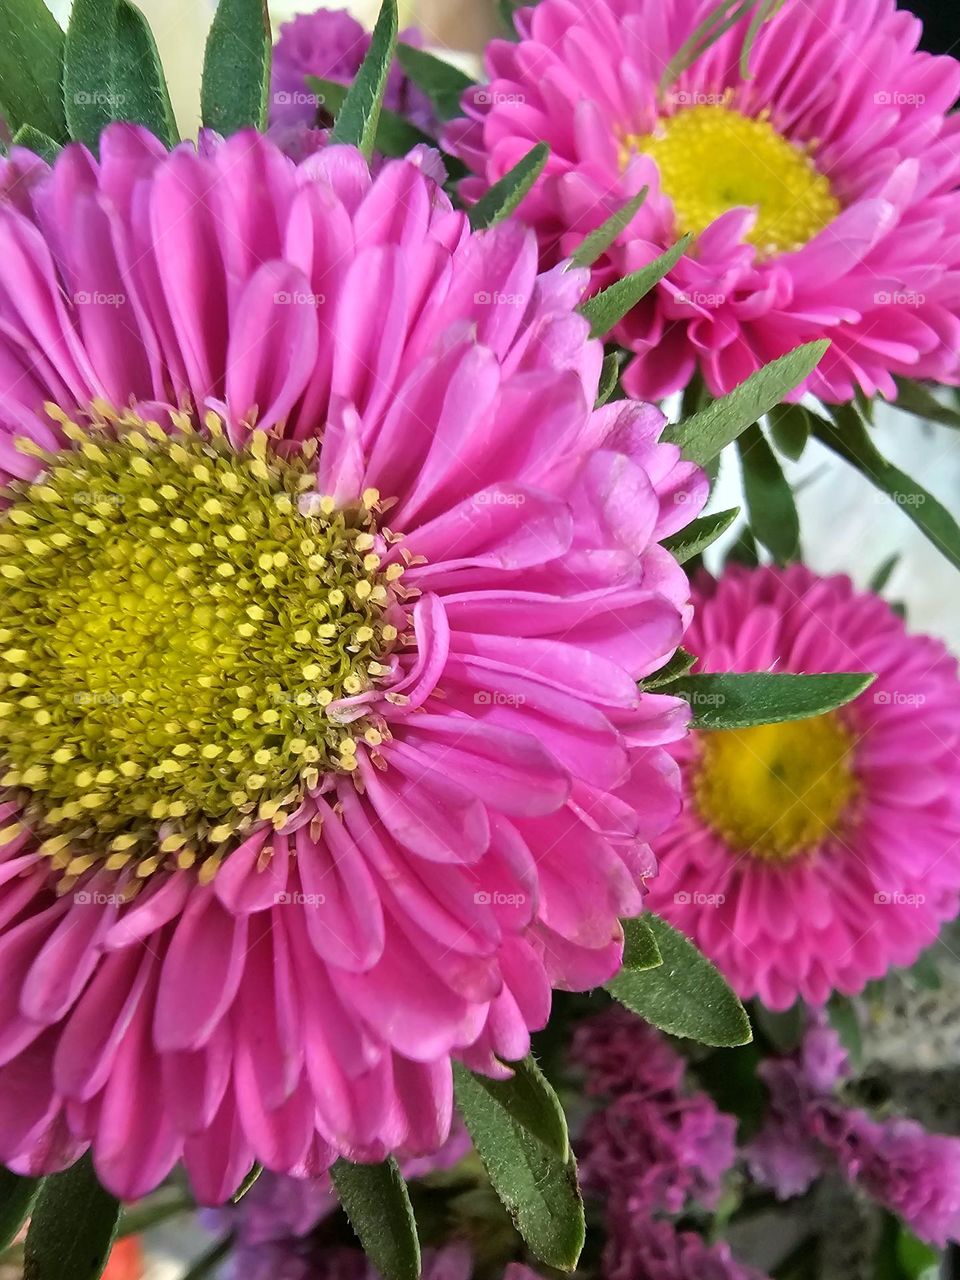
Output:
[{"xmin": 0, "ymin": 0, "xmax": 958, "ymax": 1276}]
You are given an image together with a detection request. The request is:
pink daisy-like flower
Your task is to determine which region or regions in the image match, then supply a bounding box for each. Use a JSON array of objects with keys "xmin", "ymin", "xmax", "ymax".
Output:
[
  {"xmin": 0, "ymin": 127, "xmax": 705, "ymax": 1202},
  {"xmin": 644, "ymin": 564, "xmax": 960, "ymax": 1010},
  {"xmin": 445, "ymin": 0, "xmax": 960, "ymax": 401}
]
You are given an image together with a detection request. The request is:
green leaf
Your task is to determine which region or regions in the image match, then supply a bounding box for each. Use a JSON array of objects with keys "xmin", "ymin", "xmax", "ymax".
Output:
[
  {"xmin": 64, "ymin": 0, "xmax": 177, "ymax": 148},
  {"xmin": 621, "ymin": 915, "xmax": 663, "ymax": 970},
  {"xmin": 0, "ymin": 1168, "xmax": 41, "ymax": 1252},
  {"xmin": 579, "ymin": 236, "xmax": 690, "ymax": 339},
  {"xmin": 891, "ymin": 377, "xmax": 960, "ymax": 430},
  {"xmin": 659, "ymin": 0, "xmax": 753, "ymax": 91},
  {"xmin": 726, "ymin": 523, "xmax": 759, "ymax": 567},
  {"xmin": 607, "ymin": 914, "xmax": 752, "ymax": 1047},
  {"xmin": 737, "ymin": 422, "xmax": 800, "ymax": 563},
  {"xmin": 453, "ymin": 1063, "xmax": 584, "ymax": 1271},
  {"xmin": 23, "ymin": 1153, "xmax": 120, "ymax": 1280},
  {"xmin": 0, "ymin": 0, "xmax": 66, "ymax": 140},
  {"xmin": 768, "ymin": 402, "xmax": 811, "ymax": 461},
  {"xmin": 869, "ymin": 552, "xmax": 900, "ymax": 595},
  {"xmin": 827, "ymin": 994, "xmax": 863, "ymax": 1068},
  {"xmin": 663, "ymin": 341, "xmax": 829, "ymax": 467},
  {"xmin": 11, "ymin": 124, "xmax": 62, "ymax": 163},
  {"xmin": 231, "ymin": 1162, "xmax": 262, "ymax": 1203},
  {"xmin": 753, "ymin": 1002, "xmax": 804, "ymax": 1052},
  {"xmin": 395, "ymin": 44, "xmax": 474, "ymax": 121},
  {"xmin": 570, "ymin": 188, "xmax": 648, "ymax": 268},
  {"xmin": 662, "ymin": 507, "xmax": 739, "ymax": 564},
  {"xmin": 672, "ymin": 670, "xmax": 875, "ymax": 730},
  {"xmin": 740, "ymin": 0, "xmax": 789, "ymax": 76},
  {"xmin": 330, "ymin": 0, "xmax": 398, "ymax": 158},
  {"xmin": 200, "ymin": 0, "xmax": 270, "ymax": 135},
  {"xmin": 640, "ymin": 646, "xmax": 698, "ymax": 690},
  {"xmin": 330, "ymin": 1158, "xmax": 420, "ymax": 1280},
  {"xmin": 462, "ymin": 1057, "xmax": 569, "ymax": 1161},
  {"xmin": 468, "ymin": 143, "xmax": 549, "ymax": 231},
  {"xmin": 595, "ymin": 351, "xmax": 621, "ymax": 408},
  {"xmin": 814, "ymin": 405, "xmax": 960, "ymax": 573}
]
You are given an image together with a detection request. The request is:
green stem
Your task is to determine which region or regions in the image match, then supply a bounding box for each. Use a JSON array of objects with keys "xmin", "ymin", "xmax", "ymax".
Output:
[{"xmin": 182, "ymin": 1234, "xmax": 235, "ymax": 1280}]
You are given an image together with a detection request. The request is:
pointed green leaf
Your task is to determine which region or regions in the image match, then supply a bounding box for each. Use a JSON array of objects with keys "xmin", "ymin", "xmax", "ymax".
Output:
[
  {"xmin": 395, "ymin": 44, "xmax": 474, "ymax": 121},
  {"xmin": 640, "ymin": 647, "xmax": 697, "ymax": 690},
  {"xmin": 0, "ymin": 0, "xmax": 66, "ymax": 140},
  {"xmin": 11, "ymin": 124, "xmax": 62, "ymax": 163},
  {"xmin": 672, "ymin": 670, "xmax": 875, "ymax": 730},
  {"xmin": 0, "ymin": 1168, "xmax": 41, "ymax": 1252},
  {"xmin": 740, "ymin": 0, "xmax": 790, "ymax": 76},
  {"xmin": 330, "ymin": 1158, "xmax": 420, "ymax": 1280},
  {"xmin": 621, "ymin": 915, "xmax": 663, "ymax": 971},
  {"xmin": 595, "ymin": 351, "xmax": 621, "ymax": 408},
  {"xmin": 330, "ymin": 0, "xmax": 398, "ymax": 158},
  {"xmin": 570, "ymin": 188, "xmax": 648, "ymax": 268},
  {"xmin": 660, "ymin": 0, "xmax": 753, "ymax": 90},
  {"xmin": 65, "ymin": 0, "xmax": 177, "ymax": 148},
  {"xmin": 663, "ymin": 341, "xmax": 828, "ymax": 466},
  {"xmin": 662, "ymin": 507, "xmax": 739, "ymax": 564},
  {"xmin": 768, "ymin": 402, "xmax": 811, "ymax": 461},
  {"xmin": 869, "ymin": 553, "xmax": 900, "ymax": 595},
  {"xmin": 23, "ymin": 1153, "xmax": 120, "ymax": 1280},
  {"xmin": 891, "ymin": 377, "xmax": 960, "ymax": 430},
  {"xmin": 607, "ymin": 914, "xmax": 751, "ymax": 1047},
  {"xmin": 463, "ymin": 1057, "xmax": 569, "ymax": 1161},
  {"xmin": 814, "ymin": 405, "xmax": 960, "ymax": 573},
  {"xmin": 200, "ymin": 0, "xmax": 270, "ymax": 135},
  {"xmin": 453, "ymin": 1063, "xmax": 584, "ymax": 1271},
  {"xmin": 579, "ymin": 236, "xmax": 690, "ymax": 339},
  {"xmin": 468, "ymin": 143, "xmax": 549, "ymax": 231},
  {"xmin": 737, "ymin": 422, "xmax": 800, "ymax": 563},
  {"xmin": 231, "ymin": 1162, "xmax": 262, "ymax": 1203}
]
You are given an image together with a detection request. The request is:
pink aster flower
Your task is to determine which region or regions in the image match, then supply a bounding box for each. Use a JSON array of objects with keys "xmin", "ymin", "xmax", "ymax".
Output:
[
  {"xmin": 446, "ymin": 0, "xmax": 960, "ymax": 401},
  {"xmin": 0, "ymin": 126, "xmax": 705, "ymax": 1202},
  {"xmin": 645, "ymin": 563, "xmax": 960, "ymax": 1010},
  {"xmin": 573, "ymin": 1009, "xmax": 736, "ymax": 1216},
  {"xmin": 270, "ymin": 9, "xmax": 435, "ymax": 136}
]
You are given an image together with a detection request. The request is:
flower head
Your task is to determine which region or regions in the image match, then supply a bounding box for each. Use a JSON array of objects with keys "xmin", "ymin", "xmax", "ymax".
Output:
[
  {"xmin": 0, "ymin": 126, "xmax": 704, "ymax": 1201},
  {"xmin": 270, "ymin": 8, "xmax": 434, "ymax": 142},
  {"xmin": 604, "ymin": 1214, "xmax": 769, "ymax": 1280},
  {"xmin": 645, "ymin": 564, "xmax": 960, "ymax": 1009},
  {"xmin": 573, "ymin": 1008, "xmax": 736, "ymax": 1216},
  {"xmin": 446, "ymin": 0, "xmax": 960, "ymax": 401}
]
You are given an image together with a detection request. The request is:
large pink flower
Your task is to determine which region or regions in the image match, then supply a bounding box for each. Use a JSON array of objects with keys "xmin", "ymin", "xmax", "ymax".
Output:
[
  {"xmin": 0, "ymin": 128, "xmax": 705, "ymax": 1201},
  {"xmin": 645, "ymin": 564, "xmax": 960, "ymax": 1009},
  {"xmin": 446, "ymin": 0, "xmax": 960, "ymax": 402}
]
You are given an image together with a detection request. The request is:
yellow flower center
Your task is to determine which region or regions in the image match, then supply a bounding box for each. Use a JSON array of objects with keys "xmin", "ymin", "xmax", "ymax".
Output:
[
  {"xmin": 693, "ymin": 713, "xmax": 857, "ymax": 861},
  {"xmin": 624, "ymin": 105, "xmax": 840, "ymax": 256},
  {"xmin": 0, "ymin": 406, "xmax": 403, "ymax": 884}
]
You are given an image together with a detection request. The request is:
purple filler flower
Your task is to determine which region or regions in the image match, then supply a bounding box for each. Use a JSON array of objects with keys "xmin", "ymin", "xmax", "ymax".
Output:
[
  {"xmin": 270, "ymin": 8, "xmax": 435, "ymax": 134},
  {"xmin": 604, "ymin": 1215, "xmax": 770, "ymax": 1280}
]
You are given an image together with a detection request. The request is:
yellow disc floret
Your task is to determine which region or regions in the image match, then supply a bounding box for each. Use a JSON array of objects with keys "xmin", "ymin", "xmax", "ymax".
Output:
[
  {"xmin": 0, "ymin": 407, "xmax": 402, "ymax": 880},
  {"xmin": 694, "ymin": 712, "xmax": 858, "ymax": 861},
  {"xmin": 624, "ymin": 104, "xmax": 840, "ymax": 257}
]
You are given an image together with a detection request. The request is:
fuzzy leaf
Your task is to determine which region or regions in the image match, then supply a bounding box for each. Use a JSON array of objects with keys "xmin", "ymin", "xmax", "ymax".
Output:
[
  {"xmin": 640, "ymin": 647, "xmax": 697, "ymax": 690},
  {"xmin": 579, "ymin": 236, "xmax": 690, "ymax": 339},
  {"xmin": 768, "ymin": 402, "xmax": 811, "ymax": 461},
  {"xmin": 607, "ymin": 914, "xmax": 752, "ymax": 1047},
  {"xmin": 0, "ymin": 1168, "xmax": 41, "ymax": 1252},
  {"xmin": 395, "ymin": 43, "xmax": 474, "ymax": 121},
  {"xmin": 815, "ymin": 406, "xmax": 960, "ymax": 573},
  {"xmin": 891, "ymin": 377, "xmax": 960, "ymax": 430},
  {"xmin": 570, "ymin": 188, "xmax": 648, "ymax": 268},
  {"xmin": 0, "ymin": 0, "xmax": 66, "ymax": 140},
  {"xmin": 330, "ymin": 0, "xmax": 399, "ymax": 158},
  {"xmin": 663, "ymin": 341, "xmax": 829, "ymax": 466},
  {"xmin": 673, "ymin": 671, "xmax": 875, "ymax": 730},
  {"xmin": 23, "ymin": 1154, "xmax": 120, "ymax": 1280},
  {"xmin": 737, "ymin": 422, "xmax": 800, "ymax": 563},
  {"xmin": 464, "ymin": 1057, "xmax": 569, "ymax": 1161},
  {"xmin": 453, "ymin": 1063, "xmax": 585, "ymax": 1271},
  {"xmin": 468, "ymin": 143, "xmax": 549, "ymax": 230},
  {"xmin": 11, "ymin": 124, "xmax": 62, "ymax": 163},
  {"xmin": 621, "ymin": 916, "xmax": 663, "ymax": 970},
  {"xmin": 330, "ymin": 1158, "xmax": 420, "ymax": 1280},
  {"xmin": 662, "ymin": 507, "xmax": 739, "ymax": 564},
  {"xmin": 595, "ymin": 351, "xmax": 621, "ymax": 408},
  {"xmin": 200, "ymin": 0, "xmax": 271, "ymax": 135},
  {"xmin": 307, "ymin": 76, "xmax": 434, "ymax": 152}
]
